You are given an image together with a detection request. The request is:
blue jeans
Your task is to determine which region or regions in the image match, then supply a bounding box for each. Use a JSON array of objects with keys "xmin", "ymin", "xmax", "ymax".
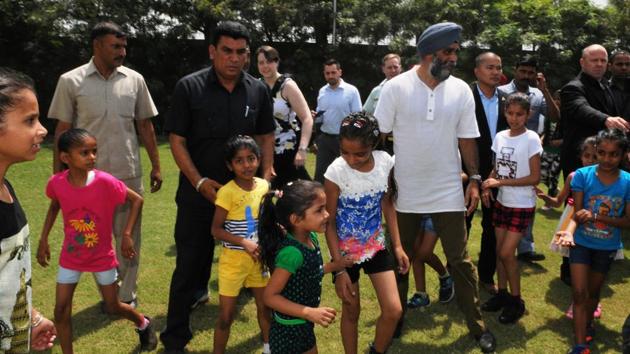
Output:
[{"xmin": 517, "ymin": 212, "xmax": 535, "ymax": 254}]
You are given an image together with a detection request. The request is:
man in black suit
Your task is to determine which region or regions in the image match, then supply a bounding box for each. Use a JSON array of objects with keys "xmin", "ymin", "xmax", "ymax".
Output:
[
  {"xmin": 469, "ymin": 52, "xmax": 508, "ymax": 295},
  {"xmin": 561, "ymin": 44, "xmax": 629, "ymax": 179}
]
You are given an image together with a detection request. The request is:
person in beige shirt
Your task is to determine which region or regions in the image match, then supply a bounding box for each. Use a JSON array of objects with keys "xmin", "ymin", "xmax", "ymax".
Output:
[{"xmin": 48, "ymin": 21, "xmax": 162, "ymax": 307}]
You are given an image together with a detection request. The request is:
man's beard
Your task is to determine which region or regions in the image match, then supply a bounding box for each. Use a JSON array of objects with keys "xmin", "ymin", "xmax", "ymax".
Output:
[{"xmin": 430, "ymin": 57, "xmax": 455, "ymax": 82}]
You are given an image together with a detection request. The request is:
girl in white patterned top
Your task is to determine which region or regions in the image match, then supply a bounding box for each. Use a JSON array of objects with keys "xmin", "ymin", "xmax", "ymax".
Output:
[{"xmin": 324, "ymin": 112, "xmax": 409, "ymax": 354}]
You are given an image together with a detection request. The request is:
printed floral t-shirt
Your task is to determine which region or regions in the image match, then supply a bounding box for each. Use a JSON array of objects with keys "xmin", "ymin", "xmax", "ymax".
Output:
[
  {"xmin": 324, "ymin": 150, "xmax": 394, "ymax": 263},
  {"xmin": 46, "ymin": 169, "xmax": 127, "ymax": 272}
]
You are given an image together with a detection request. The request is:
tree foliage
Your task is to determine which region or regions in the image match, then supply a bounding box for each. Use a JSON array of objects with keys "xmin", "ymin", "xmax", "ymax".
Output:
[{"xmin": 1, "ymin": 0, "xmax": 627, "ymax": 132}]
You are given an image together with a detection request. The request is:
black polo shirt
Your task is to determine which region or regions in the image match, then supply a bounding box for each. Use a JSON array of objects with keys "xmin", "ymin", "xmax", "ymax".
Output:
[{"xmin": 165, "ymin": 67, "xmax": 274, "ymax": 207}]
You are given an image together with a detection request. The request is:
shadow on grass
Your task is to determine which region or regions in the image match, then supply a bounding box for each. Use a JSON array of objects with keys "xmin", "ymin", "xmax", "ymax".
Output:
[
  {"xmin": 384, "ymin": 299, "xmax": 527, "ymax": 352},
  {"xmin": 542, "ymin": 269, "xmax": 628, "ymax": 353},
  {"xmin": 71, "ymin": 300, "xmax": 223, "ymax": 353},
  {"xmin": 545, "ymin": 277, "xmax": 572, "ymax": 313},
  {"xmin": 527, "ymin": 315, "xmax": 623, "ymax": 353},
  {"xmin": 165, "ymin": 243, "xmax": 176, "ymax": 257},
  {"xmin": 605, "ymin": 257, "xmax": 630, "ymax": 286},
  {"xmin": 520, "ymin": 260, "xmax": 549, "ymax": 276},
  {"xmin": 392, "ymin": 312, "xmax": 528, "ymax": 353}
]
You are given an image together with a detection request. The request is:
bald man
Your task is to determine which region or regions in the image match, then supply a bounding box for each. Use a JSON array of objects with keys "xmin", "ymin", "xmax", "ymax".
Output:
[
  {"xmin": 560, "ymin": 44, "xmax": 629, "ymax": 178},
  {"xmin": 470, "ymin": 52, "xmax": 507, "ymax": 294}
]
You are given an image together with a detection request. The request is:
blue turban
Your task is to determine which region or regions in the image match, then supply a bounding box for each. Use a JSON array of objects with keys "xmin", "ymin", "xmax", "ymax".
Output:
[{"xmin": 416, "ymin": 22, "xmax": 462, "ymax": 56}]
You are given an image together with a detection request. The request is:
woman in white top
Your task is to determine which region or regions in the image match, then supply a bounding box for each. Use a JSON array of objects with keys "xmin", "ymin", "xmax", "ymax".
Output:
[{"xmin": 256, "ymin": 45, "xmax": 313, "ymax": 189}]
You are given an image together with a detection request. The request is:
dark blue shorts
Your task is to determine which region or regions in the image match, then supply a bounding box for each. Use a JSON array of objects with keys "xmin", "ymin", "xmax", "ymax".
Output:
[{"xmin": 569, "ymin": 243, "xmax": 616, "ymax": 274}]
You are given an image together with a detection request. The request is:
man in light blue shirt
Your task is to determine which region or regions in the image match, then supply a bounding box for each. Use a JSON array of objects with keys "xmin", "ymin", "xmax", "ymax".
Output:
[
  {"xmin": 313, "ymin": 58, "xmax": 362, "ymax": 182},
  {"xmin": 364, "ymin": 53, "xmax": 402, "ymax": 154},
  {"xmin": 498, "ymin": 56, "xmax": 559, "ymax": 262},
  {"xmin": 364, "ymin": 53, "xmax": 402, "ymax": 114}
]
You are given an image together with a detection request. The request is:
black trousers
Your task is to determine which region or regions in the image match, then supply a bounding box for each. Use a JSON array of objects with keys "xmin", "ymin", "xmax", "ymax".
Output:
[
  {"xmin": 160, "ymin": 204, "xmax": 215, "ymax": 350},
  {"xmin": 477, "ymin": 200, "xmax": 497, "ymax": 284},
  {"xmin": 314, "ymin": 133, "xmax": 340, "ymax": 184},
  {"xmin": 467, "ymin": 190, "xmax": 497, "ymax": 285},
  {"xmin": 271, "ymin": 150, "xmax": 311, "ymax": 190}
]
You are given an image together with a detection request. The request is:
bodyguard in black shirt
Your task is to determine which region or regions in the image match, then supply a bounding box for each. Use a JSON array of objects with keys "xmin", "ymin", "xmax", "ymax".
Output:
[{"xmin": 160, "ymin": 21, "xmax": 274, "ymax": 352}]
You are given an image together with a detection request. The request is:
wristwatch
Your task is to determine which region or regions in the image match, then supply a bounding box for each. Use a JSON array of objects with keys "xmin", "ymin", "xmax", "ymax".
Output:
[{"xmin": 469, "ymin": 174, "xmax": 482, "ymax": 184}]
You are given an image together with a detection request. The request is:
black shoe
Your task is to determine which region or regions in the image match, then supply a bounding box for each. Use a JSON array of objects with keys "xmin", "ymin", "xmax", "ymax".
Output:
[
  {"xmin": 482, "ymin": 292, "xmax": 508, "ymax": 312},
  {"xmin": 438, "ymin": 275, "xmax": 455, "ymax": 303},
  {"xmin": 137, "ymin": 316, "xmax": 158, "ymax": 351},
  {"xmin": 475, "ymin": 330, "xmax": 497, "ymax": 353},
  {"xmin": 498, "ymin": 298, "xmax": 525, "ymax": 324},
  {"xmin": 518, "ymin": 251, "xmax": 546, "ymax": 262}
]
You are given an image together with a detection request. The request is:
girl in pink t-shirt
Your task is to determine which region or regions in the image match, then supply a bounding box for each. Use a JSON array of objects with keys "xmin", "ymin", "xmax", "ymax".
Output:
[{"xmin": 36, "ymin": 128, "xmax": 156, "ymax": 353}]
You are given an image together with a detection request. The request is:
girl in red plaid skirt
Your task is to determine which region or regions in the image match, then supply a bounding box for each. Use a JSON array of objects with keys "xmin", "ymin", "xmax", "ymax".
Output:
[{"xmin": 480, "ymin": 93, "xmax": 542, "ymax": 324}]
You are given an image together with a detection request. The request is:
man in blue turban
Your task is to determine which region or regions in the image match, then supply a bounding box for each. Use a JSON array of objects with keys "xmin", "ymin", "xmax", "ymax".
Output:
[{"xmin": 374, "ymin": 22, "xmax": 497, "ymax": 353}]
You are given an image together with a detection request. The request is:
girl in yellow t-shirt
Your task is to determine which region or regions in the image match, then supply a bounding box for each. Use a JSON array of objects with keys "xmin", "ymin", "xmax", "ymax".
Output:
[{"xmin": 211, "ymin": 135, "xmax": 271, "ymax": 354}]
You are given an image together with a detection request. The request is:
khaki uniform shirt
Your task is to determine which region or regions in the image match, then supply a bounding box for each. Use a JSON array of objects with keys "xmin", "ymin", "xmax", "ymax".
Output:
[{"xmin": 48, "ymin": 58, "xmax": 158, "ymax": 180}]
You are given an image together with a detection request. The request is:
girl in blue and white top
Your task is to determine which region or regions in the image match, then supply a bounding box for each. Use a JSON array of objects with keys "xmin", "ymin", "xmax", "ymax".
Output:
[
  {"xmin": 556, "ymin": 129, "xmax": 630, "ymax": 354},
  {"xmin": 324, "ymin": 112, "xmax": 409, "ymax": 354}
]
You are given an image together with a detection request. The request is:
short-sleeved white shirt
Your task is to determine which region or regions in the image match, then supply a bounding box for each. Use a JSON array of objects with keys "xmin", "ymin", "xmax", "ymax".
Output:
[
  {"xmin": 492, "ymin": 129, "xmax": 543, "ymax": 208},
  {"xmin": 48, "ymin": 59, "xmax": 158, "ymax": 180},
  {"xmin": 374, "ymin": 69, "xmax": 479, "ymax": 213}
]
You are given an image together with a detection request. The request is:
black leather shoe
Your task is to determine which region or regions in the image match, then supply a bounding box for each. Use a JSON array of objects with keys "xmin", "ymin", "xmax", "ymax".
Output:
[
  {"xmin": 518, "ymin": 251, "xmax": 546, "ymax": 262},
  {"xmin": 498, "ymin": 298, "xmax": 525, "ymax": 324},
  {"xmin": 475, "ymin": 330, "xmax": 497, "ymax": 353},
  {"xmin": 482, "ymin": 293, "xmax": 507, "ymax": 312}
]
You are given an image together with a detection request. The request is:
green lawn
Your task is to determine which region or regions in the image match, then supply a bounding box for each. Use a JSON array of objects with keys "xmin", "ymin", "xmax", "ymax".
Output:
[{"xmin": 9, "ymin": 141, "xmax": 630, "ymax": 353}]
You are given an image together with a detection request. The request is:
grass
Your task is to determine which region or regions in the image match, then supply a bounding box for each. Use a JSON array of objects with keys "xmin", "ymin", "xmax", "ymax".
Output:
[{"xmin": 8, "ymin": 141, "xmax": 630, "ymax": 353}]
